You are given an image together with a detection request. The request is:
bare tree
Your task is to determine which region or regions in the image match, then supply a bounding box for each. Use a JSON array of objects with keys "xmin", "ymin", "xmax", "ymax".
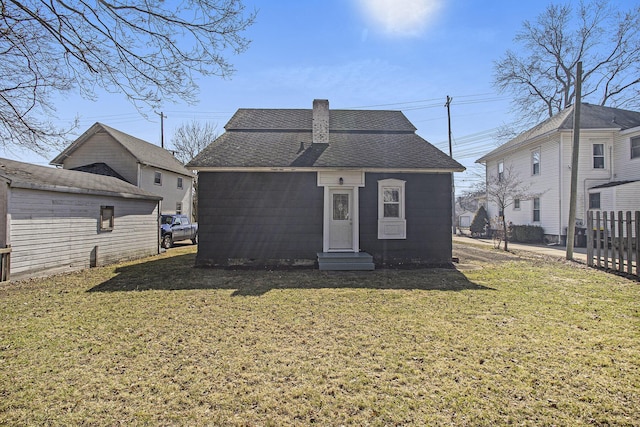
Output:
[
  {"xmin": 484, "ymin": 166, "xmax": 543, "ymax": 251},
  {"xmin": 494, "ymin": 0, "xmax": 640, "ymax": 126},
  {"xmin": 170, "ymin": 120, "xmax": 218, "ymax": 221},
  {"xmin": 0, "ymin": 0, "xmax": 255, "ymax": 153},
  {"xmin": 170, "ymin": 120, "xmax": 218, "ymax": 165}
]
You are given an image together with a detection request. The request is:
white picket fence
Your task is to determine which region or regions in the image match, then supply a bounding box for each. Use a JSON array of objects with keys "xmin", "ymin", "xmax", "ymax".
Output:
[{"xmin": 586, "ymin": 211, "xmax": 639, "ymax": 279}]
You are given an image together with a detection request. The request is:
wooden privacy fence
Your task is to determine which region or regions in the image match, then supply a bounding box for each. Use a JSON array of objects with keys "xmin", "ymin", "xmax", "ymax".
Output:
[{"xmin": 587, "ymin": 211, "xmax": 639, "ymax": 278}]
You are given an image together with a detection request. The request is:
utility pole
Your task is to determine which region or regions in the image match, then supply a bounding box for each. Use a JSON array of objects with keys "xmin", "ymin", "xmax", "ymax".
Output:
[
  {"xmin": 566, "ymin": 61, "xmax": 582, "ymax": 260},
  {"xmin": 445, "ymin": 96, "xmax": 456, "ymax": 234},
  {"xmin": 155, "ymin": 111, "xmax": 167, "ymax": 148}
]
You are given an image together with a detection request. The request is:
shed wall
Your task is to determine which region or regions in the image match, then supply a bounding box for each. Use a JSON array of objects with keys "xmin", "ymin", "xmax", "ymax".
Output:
[{"xmin": 9, "ymin": 188, "xmax": 159, "ymax": 278}]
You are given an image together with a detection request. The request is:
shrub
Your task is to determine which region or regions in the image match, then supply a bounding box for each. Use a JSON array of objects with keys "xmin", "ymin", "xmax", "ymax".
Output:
[
  {"xmin": 470, "ymin": 206, "xmax": 489, "ymax": 236},
  {"xmin": 509, "ymin": 224, "xmax": 544, "ymax": 243}
]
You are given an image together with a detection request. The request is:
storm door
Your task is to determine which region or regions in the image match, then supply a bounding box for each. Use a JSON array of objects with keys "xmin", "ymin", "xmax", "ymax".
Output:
[{"xmin": 328, "ymin": 189, "xmax": 354, "ymax": 251}]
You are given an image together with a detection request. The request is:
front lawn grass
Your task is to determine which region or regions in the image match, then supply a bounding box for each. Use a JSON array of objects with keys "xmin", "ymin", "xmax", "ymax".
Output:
[{"xmin": 0, "ymin": 243, "xmax": 638, "ymax": 426}]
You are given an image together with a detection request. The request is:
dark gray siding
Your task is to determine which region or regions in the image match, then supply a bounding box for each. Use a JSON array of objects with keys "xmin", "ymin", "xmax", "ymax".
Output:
[
  {"xmin": 359, "ymin": 173, "xmax": 453, "ymax": 266},
  {"xmin": 196, "ymin": 172, "xmax": 323, "ymax": 267}
]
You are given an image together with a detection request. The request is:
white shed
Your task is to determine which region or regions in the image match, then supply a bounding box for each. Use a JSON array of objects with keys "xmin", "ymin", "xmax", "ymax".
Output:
[{"xmin": 0, "ymin": 158, "xmax": 162, "ymax": 280}]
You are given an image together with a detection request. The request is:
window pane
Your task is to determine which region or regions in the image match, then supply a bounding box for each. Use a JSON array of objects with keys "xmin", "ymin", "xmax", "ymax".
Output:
[
  {"xmin": 631, "ymin": 137, "xmax": 640, "ymax": 159},
  {"xmin": 384, "ymin": 204, "xmax": 400, "ymax": 218},
  {"xmin": 333, "ymin": 194, "xmax": 349, "ymax": 220},
  {"xmin": 383, "ymin": 188, "xmax": 399, "ymax": 203},
  {"xmin": 589, "ymin": 193, "xmax": 600, "ymax": 209},
  {"xmin": 593, "ymin": 144, "xmax": 604, "ymax": 155},
  {"xmin": 593, "ymin": 157, "xmax": 605, "ymax": 169}
]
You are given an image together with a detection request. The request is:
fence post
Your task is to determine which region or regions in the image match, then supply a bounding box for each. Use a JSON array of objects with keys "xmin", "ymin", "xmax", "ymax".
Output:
[
  {"xmin": 603, "ymin": 211, "xmax": 609, "ymax": 269},
  {"xmin": 595, "ymin": 211, "xmax": 601, "ymax": 267},
  {"xmin": 636, "ymin": 211, "xmax": 640, "ymax": 277},
  {"xmin": 618, "ymin": 211, "xmax": 624, "ymax": 273},
  {"xmin": 587, "ymin": 210, "xmax": 593, "ymax": 266},
  {"xmin": 626, "ymin": 211, "xmax": 633, "ymax": 275}
]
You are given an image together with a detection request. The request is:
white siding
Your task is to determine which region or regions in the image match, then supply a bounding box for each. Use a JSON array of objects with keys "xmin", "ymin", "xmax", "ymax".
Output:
[
  {"xmin": 8, "ymin": 188, "xmax": 159, "ymax": 279},
  {"xmin": 140, "ymin": 167, "xmax": 192, "ymax": 219},
  {"xmin": 61, "ymin": 133, "xmax": 139, "ymax": 184},
  {"xmin": 612, "ymin": 130, "xmax": 640, "ymax": 181}
]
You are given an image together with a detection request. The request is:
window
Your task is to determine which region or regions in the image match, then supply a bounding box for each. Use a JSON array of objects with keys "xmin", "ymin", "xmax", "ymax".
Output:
[
  {"xmin": 533, "ymin": 198, "xmax": 540, "ymax": 222},
  {"xmin": 378, "ymin": 179, "xmax": 406, "ymax": 239},
  {"xmin": 589, "ymin": 193, "xmax": 601, "ymax": 209},
  {"xmin": 514, "ymin": 198, "xmax": 520, "ymax": 210},
  {"xmin": 532, "ymin": 149, "xmax": 540, "ymax": 175},
  {"xmin": 100, "ymin": 206, "xmax": 114, "ymax": 231},
  {"xmin": 177, "ymin": 177, "xmax": 183, "ymax": 189},
  {"xmin": 498, "ymin": 161, "xmax": 504, "ymax": 181},
  {"xmin": 593, "ymin": 144, "xmax": 605, "ymax": 169},
  {"xmin": 154, "ymin": 171, "xmax": 162, "ymax": 185},
  {"xmin": 176, "ymin": 202, "xmax": 182, "ymax": 214},
  {"xmin": 631, "ymin": 136, "xmax": 640, "ymax": 159}
]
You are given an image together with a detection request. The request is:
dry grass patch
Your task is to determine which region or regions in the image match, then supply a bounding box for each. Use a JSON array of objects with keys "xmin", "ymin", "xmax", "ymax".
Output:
[{"xmin": 0, "ymin": 243, "xmax": 638, "ymax": 425}]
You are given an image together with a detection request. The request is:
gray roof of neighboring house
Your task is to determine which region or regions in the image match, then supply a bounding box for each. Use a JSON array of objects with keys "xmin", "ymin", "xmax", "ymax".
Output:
[
  {"xmin": 70, "ymin": 162, "xmax": 129, "ymax": 183},
  {"xmin": 477, "ymin": 103, "xmax": 640, "ymax": 163},
  {"xmin": 188, "ymin": 108, "xmax": 463, "ymax": 171},
  {"xmin": 590, "ymin": 180, "xmax": 638, "ymax": 189},
  {"xmin": 51, "ymin": 122, "xmax": 194, "ymax": 177},
  {"xmin": 0, "ymin": 157, "xmax": 162, "ymax": 201}
]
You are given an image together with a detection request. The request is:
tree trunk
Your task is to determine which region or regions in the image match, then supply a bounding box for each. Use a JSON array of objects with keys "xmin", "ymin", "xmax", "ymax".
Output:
[{"xmin": 503, "ymin": 220, "xmax": 509, "ymax": 251}]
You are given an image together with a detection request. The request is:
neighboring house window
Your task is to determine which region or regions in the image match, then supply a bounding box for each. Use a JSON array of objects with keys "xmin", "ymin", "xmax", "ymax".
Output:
[
  {"xmin": 533, "ymin": 198, "xmax": 540, "ymax": 222},
  {"xmin": 532, "ymin": 149, "xmax": 540, "ymax": 175},
  {"xmin": 498, "ymin": 161, "xmax": 504, "ymax": 181},
  {"xmin": 378, "ymin": 179, "xmax": 406, "ymax": 239},
  {"xmin": 589, "ymin": 193, "xmax": 601, "ymax": 209},
  {"xmin": 514, "ymin": 199, "xmax": 520, "ymax": 210},
  {"xmin": 154, "ymin": 171, "xmax": 162, "ymax": 185},
  {"xmin": 177, "ymin": 177, "xmax": 183, "ymax": 189},
  {"xmin": 100, "ymin": 206, "xmax": 114, "ymax": 231},
  {"xmin": 631, "ymin": 136, "xmax": 640, "ymax": 159},
  {"xmin": 176, "ymin": 202, "xmax": 182, "ymax": 214},
  {"xmin": 593, "ymin": 144, "xmax": 605, "ymax": 169}
]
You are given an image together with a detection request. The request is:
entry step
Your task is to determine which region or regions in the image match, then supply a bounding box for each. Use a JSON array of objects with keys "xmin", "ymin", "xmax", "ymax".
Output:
[{"xmin": 317, "ymin": 252, "xmax": 375, "ymax": 271}]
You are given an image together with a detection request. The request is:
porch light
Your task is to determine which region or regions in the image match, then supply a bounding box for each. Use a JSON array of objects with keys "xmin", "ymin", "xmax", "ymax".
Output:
[{"xmin": 339, "ymin": 177, "xmax": 344, "ymax": 185}]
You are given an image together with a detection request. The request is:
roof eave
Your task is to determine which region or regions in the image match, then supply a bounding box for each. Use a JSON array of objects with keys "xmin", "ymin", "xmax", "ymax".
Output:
[{"xmin": 191, "ymin": 166, "xmax": 465, "ymax": 173}]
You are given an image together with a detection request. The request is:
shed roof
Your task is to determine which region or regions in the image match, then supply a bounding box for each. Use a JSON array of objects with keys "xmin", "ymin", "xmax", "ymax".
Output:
[
  {"xmin": 188, "ymin": 107, "xmax": 463, "ymax": 172},
  {"xmin": 477, "ymin": 103, "xmax": 640, "ymax": 163},
  {"xmin": 51, "ymin": 122, "xmax": 194, "ymax": 177},
  {"xmin": 0, "ymin": 158, "xmax": 162, "ymax": 201}
]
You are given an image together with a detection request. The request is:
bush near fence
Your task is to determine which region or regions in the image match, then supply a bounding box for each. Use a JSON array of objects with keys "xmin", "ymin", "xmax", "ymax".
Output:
[{"xmin": 509, "ymin": 224, "xmax": 545, "ymax": 243}]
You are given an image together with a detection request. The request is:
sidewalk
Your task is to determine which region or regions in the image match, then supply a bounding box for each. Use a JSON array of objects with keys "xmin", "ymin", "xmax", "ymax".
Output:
[{"xmin": 452, "ymin": 235, "xmax": 588, "ymax": 263}]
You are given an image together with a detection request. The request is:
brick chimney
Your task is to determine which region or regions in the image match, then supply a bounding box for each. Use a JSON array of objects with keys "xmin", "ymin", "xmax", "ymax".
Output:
[{"xmin": 312, "ymin": 99, "xmax": 329, "ymax": 144}]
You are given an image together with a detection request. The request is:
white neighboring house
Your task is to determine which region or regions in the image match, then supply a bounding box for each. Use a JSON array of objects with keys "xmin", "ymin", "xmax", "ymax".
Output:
[
  {"xmin": 0, "ymin": 158, "xmax": 162, "ymax": 280},
  {"xmin": 51, "ymin": 122, "xmax": 194, "ymax": 220},
  {"xmin": 476, "ymin": 103, "xmax": 640, "ymax": 243}
]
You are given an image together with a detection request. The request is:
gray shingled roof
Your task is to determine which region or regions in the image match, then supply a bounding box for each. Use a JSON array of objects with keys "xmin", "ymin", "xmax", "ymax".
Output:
[
  {"xmin": 477, "ymin": 103, "xmax": 640, "ymax": 163},
  {"xmin": 51, "ymin": 123, "xmax": 194, "ymax": 177},
  {"xmin": 70, "ymin": 162, "xmax": 129, "ymax": 183},
  {"xmin": 0, "ymin": 157, "xmax": 162, "ymax": 200},
  {"xmin": 188, "ymin": 108, "xmax": 462, "ymax": 171}
]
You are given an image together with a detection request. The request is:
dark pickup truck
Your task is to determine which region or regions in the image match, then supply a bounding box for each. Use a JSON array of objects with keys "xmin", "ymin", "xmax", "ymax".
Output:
[{"xmin": 160, "ymin": 214, "xmax": 198, "ymax": 249}]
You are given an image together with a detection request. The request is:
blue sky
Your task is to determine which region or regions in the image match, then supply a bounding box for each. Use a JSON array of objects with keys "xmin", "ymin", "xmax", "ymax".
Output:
[{"xmin": 0, "ymin": 0, "xmax": 580, "ymax": 194}]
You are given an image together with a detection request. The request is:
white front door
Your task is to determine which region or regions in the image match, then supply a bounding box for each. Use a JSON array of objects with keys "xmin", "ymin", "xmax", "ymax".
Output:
[{"xmin": 329, "ymin": 189, "xmax": 353, "ymax": 251}]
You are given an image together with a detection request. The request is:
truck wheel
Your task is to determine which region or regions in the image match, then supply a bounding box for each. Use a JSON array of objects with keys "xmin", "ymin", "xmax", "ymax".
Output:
[
  {"xmin": 191, "ymin": 234, "xmax": 198, "ymax": 245},
  {"xmin": 162, "ymin": 234, "xmax": 173, "ymax": 249}
]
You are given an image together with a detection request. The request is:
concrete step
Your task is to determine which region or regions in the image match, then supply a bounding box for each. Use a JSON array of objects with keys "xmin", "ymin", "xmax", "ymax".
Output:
[{"xmin": 317, "ymin": 252, "xmax": 375, "ymax": 271}]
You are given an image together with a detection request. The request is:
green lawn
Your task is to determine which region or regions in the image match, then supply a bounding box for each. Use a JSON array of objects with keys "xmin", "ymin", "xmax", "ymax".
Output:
[{"xmin": 1, "ymin": 242, "xmax": 638, "ymax": 426}]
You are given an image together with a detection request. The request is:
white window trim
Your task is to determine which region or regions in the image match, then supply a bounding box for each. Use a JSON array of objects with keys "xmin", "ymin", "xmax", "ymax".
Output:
[
  {"xmin": 378, "ymin": 179, "xmax": 406, "ymax": 239},
  {"xmin": 531, "ymin": 148, "xmax": 540, "ymax": 175},
  {"xmin": 154, "ymin": 171, "xmax": 163, "ymax": 186},
  {"xmin": 177, "ymin": 177, "xmax": 183, "ymax": 189},
  {"xmin": 631, "ymin": 136, "xmax": 640, "ymax": 159},
  {"xmin": 592, "ymin": 143, "xmax": 605, "ymax": 169}
]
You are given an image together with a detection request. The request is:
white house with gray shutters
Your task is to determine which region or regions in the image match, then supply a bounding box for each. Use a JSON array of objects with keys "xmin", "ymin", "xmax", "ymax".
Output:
[
  {"xmin": 476, "ymin": 103, "xmax": 640, "ymax": 243},
  {"xmin": 51, "ymin": 122, "xmax": 194, "ymax": 220}
]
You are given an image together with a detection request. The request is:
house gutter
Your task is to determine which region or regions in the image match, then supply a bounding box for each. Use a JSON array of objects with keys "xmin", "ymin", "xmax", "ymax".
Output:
[{"xmin": 191, "ymin": 166, "xmax": 466, "ymax": 173}]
